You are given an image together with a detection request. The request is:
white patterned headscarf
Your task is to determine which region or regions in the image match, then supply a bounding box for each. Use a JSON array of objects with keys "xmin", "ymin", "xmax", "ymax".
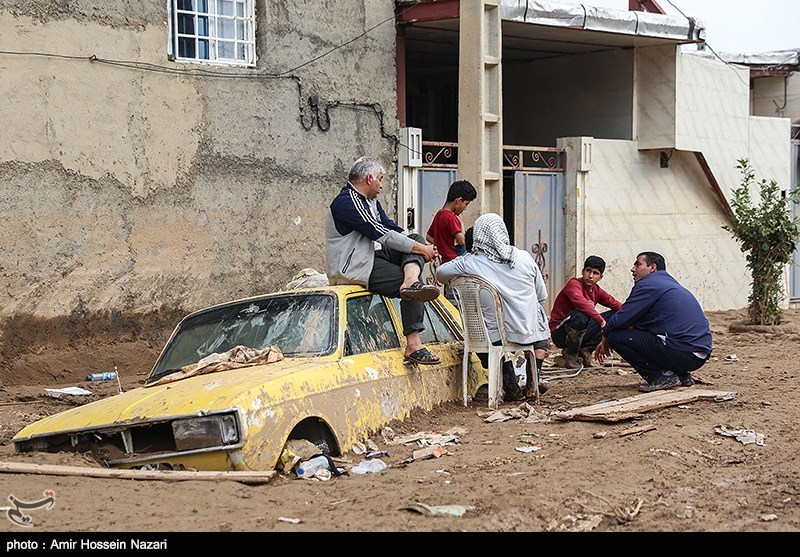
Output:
[{"xmin": 472, "ymin": 213, "xmax": 516, "ymax": 268}]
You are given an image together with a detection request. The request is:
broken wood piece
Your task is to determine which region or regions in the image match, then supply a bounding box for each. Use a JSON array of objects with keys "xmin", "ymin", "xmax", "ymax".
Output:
[
  {"xmin": 553, "ymin": 389, "xmax": 735, "ymax": 422},
  {"xmin": 0, "ymin": 461, "xmax": 276, "ymax": 484},
  {"xmin": 618, "ymin": 424, "xmax": 657, "ymax": 437}
]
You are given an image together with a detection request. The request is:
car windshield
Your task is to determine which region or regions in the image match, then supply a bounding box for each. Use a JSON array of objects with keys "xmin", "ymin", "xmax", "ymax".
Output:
[{"xmin": 148, "ymin": 293, "xmax": 336, "ymax": 382}]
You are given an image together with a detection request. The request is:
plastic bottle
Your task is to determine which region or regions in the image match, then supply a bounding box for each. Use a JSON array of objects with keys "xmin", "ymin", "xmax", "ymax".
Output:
[
  {"xmin": 87, "ymin": 372, "xmax": 117, "ymax": 381},
  {"xmin": 296, "ymin": 455, "xmax": 330, "ymax": 478}
]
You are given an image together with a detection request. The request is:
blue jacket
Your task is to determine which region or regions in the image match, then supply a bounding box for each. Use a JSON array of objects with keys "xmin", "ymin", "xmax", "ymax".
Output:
[
  {"xmin": 603, "ymin": 270, "xmax": 712, "ymax": 354},
  {"xmin": 325, "ymin": 183, "xmax": 414, "ymax": 286}
]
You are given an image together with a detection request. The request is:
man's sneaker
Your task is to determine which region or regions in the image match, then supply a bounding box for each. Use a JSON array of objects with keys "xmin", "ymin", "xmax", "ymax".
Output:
[
  {"xmin": 638, "ymin": 373, "xmax": 680, "ymax": 392},
  {"xmin": 679, "ymin": 373, "xmax": 694, "ymax": 387}
]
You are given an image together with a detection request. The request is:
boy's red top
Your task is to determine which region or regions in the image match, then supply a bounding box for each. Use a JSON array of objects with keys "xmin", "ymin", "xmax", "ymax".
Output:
[
  {"xmin": 427, "ymin": 209, "xmax": 462, "ymax": 263},
  {"xmin": 548, "ymin": 276, "xmax": 622, "ymax": 331}
]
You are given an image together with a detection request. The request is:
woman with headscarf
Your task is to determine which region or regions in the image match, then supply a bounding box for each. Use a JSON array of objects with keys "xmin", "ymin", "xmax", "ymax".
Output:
[{"xmin": 435, "ymin": 213, "xmax": 549, "ymax": 400}]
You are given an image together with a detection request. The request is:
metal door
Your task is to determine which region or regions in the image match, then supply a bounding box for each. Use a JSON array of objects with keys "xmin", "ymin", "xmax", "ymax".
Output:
[
  {"xmin": 417, "ymin": 168, "xmax": 458, "ymax": 285},
  {"xmin": 513, "ymin": 171, "xmax": 566, "ymax": 312},
  {"xmin": 418, "ymin": 168, "xmax": 458, "ymax": 238}
]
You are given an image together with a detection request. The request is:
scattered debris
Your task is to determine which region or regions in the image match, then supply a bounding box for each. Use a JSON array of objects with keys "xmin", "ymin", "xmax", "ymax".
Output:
[
  {"xmin": 593, "ymin": 431, "xmax": 608, "ymax": 439},
  {"xmin": 546, "ymin": 513, "xmax": 603, "ymax": 532},
  {"xmin": 277, "ymin": 516, "xmax": 301, "ymax": 524},
  {"xmin": 351, "ymin": 442, "xmax": 367, "ymax": 455},
  {"xmin": 724, "ymin": 354, "xmax": 739, "ymax": 362},
  {"xmin": 760, "ymin": 514, "xmax": 778, "ymax": 522},
  {"xmin": 689, "ymin": 372, "xmax": 713, "ymax": 385},
  {"xmin": 578, "ymin": 490, "xmax": 644, "ymax": 524},
  {"xmin": 350, "ymin": 439, "xmax": 380, "ymax": 455},
  {"xmin": 403, "ymin": 502, "xmax": 474, "ymax": 517},
  {"xmin": 479, "ymin": 402, "xmax": 552, "ymax": 423},
  {"xmin": 515, "ymin": 445, "xmax": 542, "ymax": 453},
  {"xmin": 714, "ymin": 425, "xmax": 765, "ymax": 446},
  {"xmin": 44, "ymin": 387, "xmax": 92, "ymax": 398},
  {"xmin": 649, "ymin": 448, "xmax": 685, "ymax": 461},
  {"xmin": 408, "ymin": 446, "xmax": 451, "ymax": 462},
  {"xmin": 384, "ymin": 429, "xmax": 463, "ymax": 447},
  {"xmin": 350, "ymin": 459, "xmax": 388, "ymax": 474},
  {"xmin": 279, "ymin": 439, "xmax": 320, "ymax": 474},
  {"xmin": 285, "ymin": 268, "xmax": 329, "ymax": 289}
]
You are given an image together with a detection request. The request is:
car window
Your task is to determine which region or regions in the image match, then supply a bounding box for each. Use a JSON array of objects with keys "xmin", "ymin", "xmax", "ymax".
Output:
[
  {"xmin": 150, "ymin": 293, "xmax": 335, "ymax": 379},
  {"xmin": 345, "ymin": 294, "xmax": 400, "ymax": 356},
  {"xmin": 389, "ymin": 298, "xmax": 460, "ymax": 344}
]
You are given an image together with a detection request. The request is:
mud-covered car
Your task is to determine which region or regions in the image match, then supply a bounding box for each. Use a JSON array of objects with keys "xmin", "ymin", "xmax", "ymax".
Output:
[{"xmin": 12, "ymin": 285, "xmax": 486, "ymax": 471}]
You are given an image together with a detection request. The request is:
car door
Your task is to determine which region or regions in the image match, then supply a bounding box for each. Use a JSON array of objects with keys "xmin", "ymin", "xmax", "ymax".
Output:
[{"xmin": 338, "ymin": 293, "xmax": 465, "ymax": 426}]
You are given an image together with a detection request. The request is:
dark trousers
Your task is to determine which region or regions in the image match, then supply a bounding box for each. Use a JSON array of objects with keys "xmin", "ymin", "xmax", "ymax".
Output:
[
  {"xmin": 606, "ymin": 328, "xmax": 708, "ymax": 383},
  {"xmin": 552, "ymin": 309, "xmax": 615, "ymax": 350},
  {"xmin": 368, "ymin": 233, "xmax": 427, "ymax": 337}
]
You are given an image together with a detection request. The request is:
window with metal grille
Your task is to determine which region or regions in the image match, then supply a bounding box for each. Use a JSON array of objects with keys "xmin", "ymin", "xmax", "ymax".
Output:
[{"xmin": 169, "ymin": 0, "xmax": 256, "ymax": 67}]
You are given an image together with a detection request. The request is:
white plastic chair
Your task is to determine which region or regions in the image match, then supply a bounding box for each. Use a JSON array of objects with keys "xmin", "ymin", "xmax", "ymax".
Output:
[{"xmin": 449, "ymin": 275, "xmax": 539, "ymax": 409}]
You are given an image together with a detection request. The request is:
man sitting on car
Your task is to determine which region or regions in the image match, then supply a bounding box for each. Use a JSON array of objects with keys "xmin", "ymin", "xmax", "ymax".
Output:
[{"xmin": 325, "ymin": 156, "xmax": 441, "ymax": 366}]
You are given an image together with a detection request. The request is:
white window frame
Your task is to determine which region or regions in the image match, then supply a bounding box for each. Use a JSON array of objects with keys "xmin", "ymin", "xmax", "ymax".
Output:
[{"xmin": 168, "ymin": 0, "xmax": 256, "ymax": 67}]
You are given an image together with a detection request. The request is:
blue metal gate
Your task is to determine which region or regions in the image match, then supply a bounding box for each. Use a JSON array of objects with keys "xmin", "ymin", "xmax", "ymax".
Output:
[
  {"xmin": 512, "ymin": 171, "xmax": 566, "ymax": 313},
  {"xmin": 417, "ymin": 142, "xmax": 566, "ymax": 307}
]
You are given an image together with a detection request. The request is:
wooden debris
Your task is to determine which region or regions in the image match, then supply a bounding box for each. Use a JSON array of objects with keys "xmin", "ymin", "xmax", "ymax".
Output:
[
  {"xmin": 0, "ymin": 461, "xmax": 275, "ymax": 484},
  {"xmin": 618, "ymin": 424, "xmax": 657, "ymax": 437},
  {"xmin": 554, "ymin": 389, "xmax": 735, "ymax": 422}
]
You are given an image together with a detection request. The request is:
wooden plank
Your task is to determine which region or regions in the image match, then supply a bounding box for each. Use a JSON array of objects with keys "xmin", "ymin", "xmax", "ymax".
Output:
[
  {"xmin": 0, "ymin": 461, "xmax": 276, "ymax": 484},
  {"xmin": 553, "ymin": 389, "xmax": 735, "ymax": 422}
]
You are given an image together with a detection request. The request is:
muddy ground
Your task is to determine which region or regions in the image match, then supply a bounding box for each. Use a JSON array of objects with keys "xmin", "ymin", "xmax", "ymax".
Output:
[{"xmin": 0, "ymin": 307, "xmax": 798, "ymax": 538}]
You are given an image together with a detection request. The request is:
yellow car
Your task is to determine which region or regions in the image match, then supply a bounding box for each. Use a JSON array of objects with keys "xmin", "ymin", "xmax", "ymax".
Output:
[{"xmin": 13, "ymin": 285, "xmax": 487, "ymax": 471}]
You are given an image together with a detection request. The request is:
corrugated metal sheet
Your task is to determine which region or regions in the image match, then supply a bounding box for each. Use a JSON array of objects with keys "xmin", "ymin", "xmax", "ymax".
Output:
[
  {"xmin": 500, "ymin": 0, "xmax": 704, "ymax": 42},
  {"xmin": 717, "ymin": 49, "xmax": 800, "ymax": 66}
]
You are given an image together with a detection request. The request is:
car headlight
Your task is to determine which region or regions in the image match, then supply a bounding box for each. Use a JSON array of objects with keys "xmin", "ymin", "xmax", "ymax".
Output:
[{"xmin": 172, "ymin": 414, "xmax": 239, "ymax": 451}]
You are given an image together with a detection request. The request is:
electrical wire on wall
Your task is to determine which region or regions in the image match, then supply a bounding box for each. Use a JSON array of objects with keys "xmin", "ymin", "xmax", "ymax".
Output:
[{"xmin": 0, "ymin": 1, "xmax": 427, "ymax": 153}]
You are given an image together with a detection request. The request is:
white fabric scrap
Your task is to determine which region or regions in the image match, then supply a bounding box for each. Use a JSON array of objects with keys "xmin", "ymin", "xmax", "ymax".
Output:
[
  {"xmin": 45, "ymin": 387, "xmax": 92, "ymax": 398},
  {"xmin": 714, "ymin": 425, "xmax": 765, "ymax": 446}
]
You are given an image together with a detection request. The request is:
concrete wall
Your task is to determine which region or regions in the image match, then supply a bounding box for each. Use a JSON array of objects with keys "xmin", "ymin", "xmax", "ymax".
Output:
[{"xmin": 0, "ymin": 0, "xmax": 399, "ymax": 321}]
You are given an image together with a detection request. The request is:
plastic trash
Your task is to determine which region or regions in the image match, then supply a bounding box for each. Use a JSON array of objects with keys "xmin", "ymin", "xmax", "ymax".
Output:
[
  {"xmin": 350, "ymin": 458, "xmax": 388, "ymax": 474},
  {"xmin": 45, "ymin": 387, "xmax": 92, "ymax": 398},
  {"xmin": 512, "ymin": 351, "xmax": 526, "ymax": 387},
  {"xmin": 296, "ymin": 455, "xmax": 330, "ymax": 478},
  {"xmin": 87, "ymin": 372, "xmax": 117, "ymax": 381}
]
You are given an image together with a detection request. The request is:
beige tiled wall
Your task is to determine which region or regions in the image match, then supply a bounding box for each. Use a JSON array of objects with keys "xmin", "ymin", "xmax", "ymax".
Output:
[{"xmin": 568, "ymin": 139, "xmax": 749, "ymax": 312}]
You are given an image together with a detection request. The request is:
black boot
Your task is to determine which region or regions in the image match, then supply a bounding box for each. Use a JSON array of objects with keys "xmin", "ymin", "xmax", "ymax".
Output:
[
  {"xmin": 502, "ymin": 359, "xmax": 525, "ymax": 401},
  {"xmin": 564, "ymin": 325, "xmax": 586, "ymax": 354}
]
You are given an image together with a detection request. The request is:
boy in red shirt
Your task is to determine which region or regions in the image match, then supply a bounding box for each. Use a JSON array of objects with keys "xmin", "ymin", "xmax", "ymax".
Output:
[
  {"xmin": 549, "ymin": 255, "xmax": 622, "ymax": 368},
  {"xmin": 426, "ymin": 180, "xmax": 477, "ymax": 263},
  {"xmin": 426, "ymin": 180, "xmax": 477, "ymax": 304}
]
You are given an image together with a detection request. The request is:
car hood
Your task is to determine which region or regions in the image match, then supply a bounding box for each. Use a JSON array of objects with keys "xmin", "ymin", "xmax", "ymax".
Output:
[{"xmin": 14, "ymin": 356, "xmax": 327, "ymax": 440}]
